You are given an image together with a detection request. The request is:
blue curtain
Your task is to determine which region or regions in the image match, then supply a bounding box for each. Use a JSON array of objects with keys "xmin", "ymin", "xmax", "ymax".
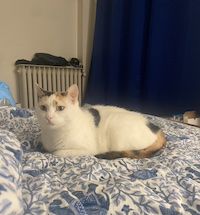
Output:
[{"xmin": 85, "ymin": 0, "xmax": 200, "ymax": 116}]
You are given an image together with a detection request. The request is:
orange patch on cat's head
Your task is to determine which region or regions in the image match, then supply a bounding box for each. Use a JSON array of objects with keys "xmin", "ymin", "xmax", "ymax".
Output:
[
  {"xmin": 36, "ymin": 84, "xmax": 79, "ymax": 106},
  {"xmin": 53, "ymin": 94, "xmax": 68, "ymax": 107}
]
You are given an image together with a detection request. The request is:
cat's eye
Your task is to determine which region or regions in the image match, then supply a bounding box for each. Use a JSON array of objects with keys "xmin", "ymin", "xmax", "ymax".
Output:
[
  {"xmin": 57, "ymin": 106, "xmax": 65, "ymax": 111},
  {"xmin": 40, "ymin": 105, "xmax": 47, "ymax": 111}
]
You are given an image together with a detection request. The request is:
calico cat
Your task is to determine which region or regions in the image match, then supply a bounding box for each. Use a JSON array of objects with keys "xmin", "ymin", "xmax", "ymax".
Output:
[{"xmin": 36, "ymin": 84, "xmax": 166, "ymax": 159}]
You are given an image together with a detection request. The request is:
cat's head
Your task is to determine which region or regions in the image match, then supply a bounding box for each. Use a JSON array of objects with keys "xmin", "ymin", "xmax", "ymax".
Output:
[{"xmin": 36, "ymin": 84, "xmax": 79, "ymax": 129}]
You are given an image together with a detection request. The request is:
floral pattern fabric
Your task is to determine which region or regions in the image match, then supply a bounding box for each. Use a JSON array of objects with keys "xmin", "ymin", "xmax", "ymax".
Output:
[{"xmin": 0, "ymin": 107, "xmax": 200, "ymax": 215}]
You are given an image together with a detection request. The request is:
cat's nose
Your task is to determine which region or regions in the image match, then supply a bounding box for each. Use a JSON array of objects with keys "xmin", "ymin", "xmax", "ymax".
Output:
[{"xmin": 46, "ymin": 116, "xmax": 53, "ymax": 121}]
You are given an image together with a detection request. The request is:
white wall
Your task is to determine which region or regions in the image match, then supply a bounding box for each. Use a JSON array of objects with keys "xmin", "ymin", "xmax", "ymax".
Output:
[
  {"xmin": 77, "ymin": 0, "xmax": 97, "ymax": 94},
  {"xmin": 77, "ymin": 0, "xmax": 96, "ymax": 68},
  {"xmin": 0, "ymin": 0, "xmax": 78, "ymax": 101}
]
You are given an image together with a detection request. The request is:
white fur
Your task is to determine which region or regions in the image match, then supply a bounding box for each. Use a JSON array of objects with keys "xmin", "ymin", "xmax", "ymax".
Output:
[
  {"xmin": 36, "ymin": 95, "xmax": 97, "ymax": 156},
  {"xmin": 36, "ymin": 85, "xmax": 158, "ymax": 157},
  {"xmin": 93, "ymin": 105, "xmax": 157, "ymax": 152}
]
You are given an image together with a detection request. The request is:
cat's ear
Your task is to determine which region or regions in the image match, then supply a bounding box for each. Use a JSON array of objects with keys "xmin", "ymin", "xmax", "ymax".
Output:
[
  {"xmin": 67, "ymin": 84, "xmax": 79, "ymax": 104},
  {"xmin": 35, "ymin": 83, "xmax": 45, "ymax": 98}
]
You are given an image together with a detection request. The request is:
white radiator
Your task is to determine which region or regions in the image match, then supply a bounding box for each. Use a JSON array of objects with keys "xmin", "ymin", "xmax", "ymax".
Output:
[{"xmin": 16, "ymin": 64, "xmax": 86, "ymax": 109}]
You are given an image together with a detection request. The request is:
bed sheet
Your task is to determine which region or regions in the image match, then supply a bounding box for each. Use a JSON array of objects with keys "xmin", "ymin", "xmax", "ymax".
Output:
[{"xmin": 0, "ymin": 107, "xmax": 200, "ymax": 215}]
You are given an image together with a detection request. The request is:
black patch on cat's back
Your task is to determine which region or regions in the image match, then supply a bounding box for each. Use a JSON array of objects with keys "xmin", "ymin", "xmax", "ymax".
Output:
[
  {"xmin": 147, "ymin": 122, "xmax": 160, "ymax": 134},
  {"xmin": 88, "ymin": 108, "xmax": 100, "ymax": 127}
]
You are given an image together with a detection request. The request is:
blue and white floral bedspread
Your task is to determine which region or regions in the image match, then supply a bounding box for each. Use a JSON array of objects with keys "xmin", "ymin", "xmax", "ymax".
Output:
[{"xmin": 0, "ymin": 107, "xmax": 200, "ymax": 215}]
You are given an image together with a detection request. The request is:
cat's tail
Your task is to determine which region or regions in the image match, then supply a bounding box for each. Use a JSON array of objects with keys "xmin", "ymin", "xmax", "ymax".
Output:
[{"xmin": 95, "ymin": 130, "xmax": 166, "ymax": 160}]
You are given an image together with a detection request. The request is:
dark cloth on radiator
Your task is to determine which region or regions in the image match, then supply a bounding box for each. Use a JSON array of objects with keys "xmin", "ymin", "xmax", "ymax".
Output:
[{"xmin": 15, "ymin": 53, "xmax": 70, "ymax": 67}]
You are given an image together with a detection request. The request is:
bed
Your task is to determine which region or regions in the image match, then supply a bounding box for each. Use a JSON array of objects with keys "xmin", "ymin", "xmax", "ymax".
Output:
[{"xmin": 0, "ymin": 106, "xmax": 200, "ymax": 215}]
